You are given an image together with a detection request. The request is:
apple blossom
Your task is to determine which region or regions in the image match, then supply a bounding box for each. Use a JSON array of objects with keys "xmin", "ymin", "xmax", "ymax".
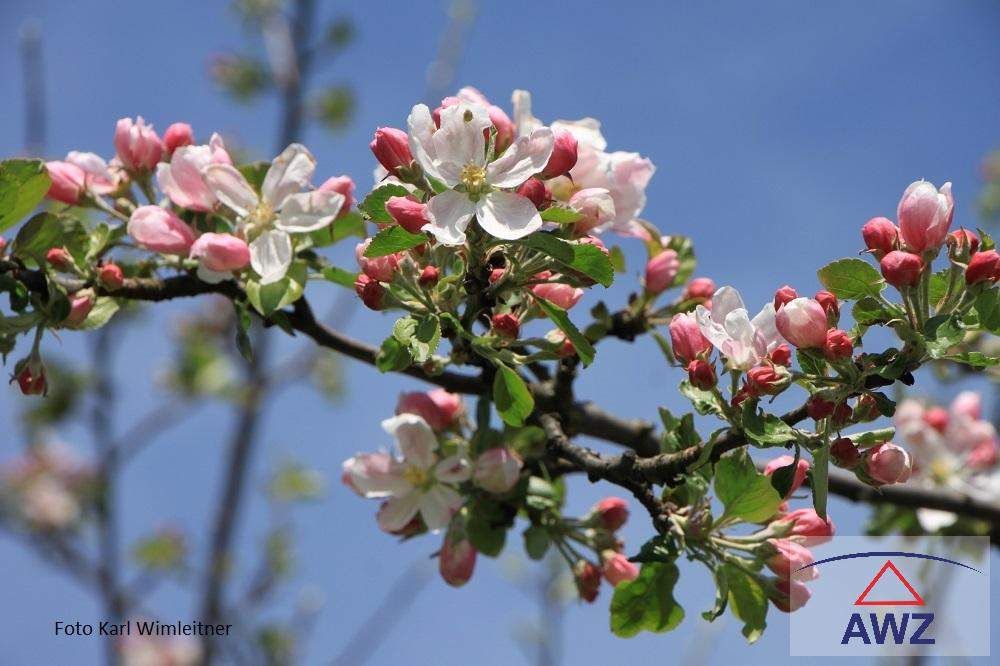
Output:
[
  {"xmin": 114, "ymin": 116, "xmax": 164, "ymax": 171},
  {"xmin": 683, "ymin": 277, "xmax": 716, "ymax": 301},
  {"xmin": 687, "ymin": 359, "xmax": 717, "ymax": 389},
  {"xmin": 45, "ymin": 247, "xmax": 71, "ymax": 270},
  {"xmin": 861, "ymin": 216, "xmax": 898, "ymax": 258},
  {"xmin": 695, "ymin": 286, "xmax": 784, "ymax": 370},
  {"xmin": 189, "ymin": 233, "xmax": 251, "ymax": 283},
  {"xmin": 771, "ymin": 578, "xmax": 811, "ymax": 613},
  {"xmin": 951, "ymin": 391, "xmax": 982, "ymax": 420},
  {"xmin": 814, "ymin": 290, "xmax": 839, "ymax": 323},
  {"xmin": 592, "ymin": 497, "xmax": 629, "ymax": 532},
  {"xmin": 897, "ymin": 180, "xmax": 953, "ymax": 253},
  {"xmin": 516, "ymin": 178, "xmax": 550, "ymax": 209},
  {"xmin": 923, "ymin": 406, "xmax": 949, "ymax": 432},
  {"xmin": 64, "ymin": 292, "xmax": 94, "ymax": 328},
  {"xmin": 22, "ymin": 475, "xmax": 80, "ymax": 529},
  {"xmin": 531, "ymin": 272, "xmax": 583, "ymax": 310},
  {"xmin": 408, "ymin": 99, "xmax": 554, "ymax": 244},
  {"xmin": 769, "ymin": 343, "xmax": 792, "ymax": 366},
  {"xmin": 775, "ymin": 508, "xmax": 835, "ymax": 544},
  {"xmin": 491, "ymin": 313, "xmax": 520, "ymax": 339},
  {"xmin": 568, "ymin": 187, "xmax": 616, "ymax": 234},
  {"xmin": 98, "ymin": 263, "xmax": 124, "ymax": 290},
  {"xmin": 370, "ymin": 127, "xmax": 414, "ymax": 177},
  {"xmin": 602, "ymin": 551, "xmax": 639, "ymax": 586},
  {"xmin": 831, "ymin": 437, "xmax": 861, "ymax": 468},
  {"xmin": 864, "ymin": 442, "xmax": 912, "ymax": 486},
  {"xmin": 765, "ymin": 539, "xmax": 818, "ymax": 580},
  {"xmin": 162, "ymin": 122, "xmax": 194, "ymax": 153},
  {"xmin": 775, "ymin": 297, "xmax": 828, "ymax": 349},
  {"xmin": 385, "ymin": 195, "xmax": 429, "ymax": 234},
  {"xmin": 317, "ymin": 175, "xmax": 355, "ymax": 219},
  {"xmin": 13, "ymin": 358, "xmax": 46, "ymax": 396},
  {"xmin": 354, "ymin": 274, "xmax": 386, "ymax": 310},
  {"xmin": 473, "ymin": 447, "xmax": 522, "ymax": 494},
  {"xmin": 355, "ymin": 239, "xmax": 400, "ymax": 282},
  {"xmin": 747, "ymin": 364, "xmax": 790, "ymax": 396},
  {"xmin": 46, "ymin": 152, "xmax": 119, "ymax": 204},
  {"xmin": 823, "ymin": 328, "xmax": 853, "ymax": 361},
  {"xmin": 156, "ymin": 133, "xmax": 232, "ymax": 212},
  {"xmin": 763, "ymin": 455, "xmax": 810, "ymax": 497},
  {"xmin": 342, "ymin": 414, "xmax": 471, "ymax": 532},
  {"xmin": 668, "ymin": 313, "xmax": 710, "ymax": 363},
  {"xmin": 965, "ymin": 249, "xmax": 1000, "ymax": 285},
  {"xmin": 880, "ymin": 250, "xmax": 923, "ymax": 288},
  {"xmin": 539, "ymin": 128, "xmax": 578, "ymax": 179},
  {"xmin": 45, "ymin": 161, "xmax": 86, "ymax": 205},
  {"xmin": 395, "ymin": 389, "xmax": 464, "ymax": 431},
  {"xmin": 418, "ymin": 265, "xmax": 439, "ymax": 286},
  {"xmin": 127, "ymin": 206, "xmax": 197, "ymax": 255},
  {"xmin": 773, "ymin": 285, "xmax": 798, "ymax": 310},
  {"xmin": 645, "ymin": 249, "xmax": 680, "ymax": 294},
  {"xmin": 434, "ymin": 86, "xmax": 516, "ymax": 153},
  {"xmin": 948, "ymin": 228, "xmax": 979, "ymax": 254}
]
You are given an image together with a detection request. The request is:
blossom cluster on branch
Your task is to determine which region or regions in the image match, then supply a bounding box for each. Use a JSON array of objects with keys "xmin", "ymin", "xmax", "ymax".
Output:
[{"xmin": 1, "ymin": 85, "xmax": 999, "ymax": 642}]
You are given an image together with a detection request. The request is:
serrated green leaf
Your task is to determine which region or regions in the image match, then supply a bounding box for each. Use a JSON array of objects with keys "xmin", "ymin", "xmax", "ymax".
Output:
[
  {"xmin": 523, "ymin": 525, "xmax": 549, "ymax": 560},
  {"xmin": 12, "ymin": 212, "xmax": 62, "ymax": 262},
  {"xmin": 0, "ymin": 311, "xmax": 45, "ymax": 335},
  {"xmin": 943, "ymin": 352, "xmax": 1000, "ymax": 368},
  {"xmin": 233, "ymin": 301, "xmax": 253, "ymax": 362},
  {"xmin": 492, "ymin": 363, "xmax": 534, "ymax": 427},
  {"xmin": 358, "ymin": 184, "xmax": 411, "ymax": 223},
  {"xmin": 533, "ymin": 296, "xmax": 595, "ymax": 367},
  {"xmin": 610, "ymin": 562, "xmax": 684, "ymax": 638},
  {"xmin": 0, "ymin": 159, "xmax": 50, "ymax": 232},
  {"xmin": 924, "ymin": 315, "xmax": 965, "ymax": 359},
  {"xmin": 741, "ymin": 402, "xmax": 796, "ymax": 446},
  {"xmin": 810, "ymin": 441, "xmax": 830, "ymax": 520},
  {"xmin": 376, "ymin": 336, "xmax": 412, "ymax": 372},
  {"xmin": 724, "ymin": 563, "xmax": 768, "ymax": 643},
  {"xmin": 974, "ymin": 289, "xmax": 1000, "ymax": 334},
  {"xmin": 679, "ymin": 380, "xmax": 721, "ymax": 416},
  {"xmin": 817, "ymin": 258, "xmax": 884, "ymax": 300},
  {"xmin": 852, "ymin": 297, "xmax": 896, "ymax": 326},
  {"xmin": 513, "ymin": 233, "xmax": 614, "ymax": 287},
  {"xmin": 539, "ymin": 206, "xmax": 581, "ymax": 223},
  {"xmin": 74, "ymin": 297, "xmax": 120, "ymax": 331},
  {"xmin": 714, "ymin": 449, "xmax": 783, "ymax": 523},
  {"xmin": 320, "ymin": 266, "xmax": 358, "ymax": 288},
  {"xmin": 364, "ymin": 225, "xmax": 426, "ymax": 257},
  {"xmin": 410, "ymin": 314, "xmax": 441, "ymax": 363}
]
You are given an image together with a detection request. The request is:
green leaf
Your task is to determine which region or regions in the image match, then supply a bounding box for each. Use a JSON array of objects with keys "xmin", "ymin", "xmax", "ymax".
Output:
[
  {"xmin": 852, "ymin": 297, "xmax": 897, "ymax": 326},
  {"xmin": 796, "ymin": 348, "xmax": 827, "ymax": 377},
  {"xmin": 358, "ymin": 184, "xmax": 411, "ymax": 223},
  {"xmin": 609, "ymin": 562, "xmax": 685, "ymax": 638},
  {"xmin": 523, "ymin": 525, "xmax": 549, "ymax": 560},
  {"xmin": 364, "ymin": 225, "xmax": 426, "ymax": 257},
  {"xmin": 539, "ymin": 206, "xmax": 581, "ymax": 224},
  {"xmin": 741, "ymin": 402, "xmax": 796, "ymax": 446},
  {"xmin": 974, "ymin": 289, "xmax": 1000, "ymax": 334},
  {"xmin": 817, "ymin": 258, "xmax": 884, "ymax": 301},
  {"xmin": 927, "ymin": 269, "xmax": 951, "ymax": 308},
  {"xmin": 533, "ymin": 296, "xmax": 596, "ymax": 367},
  {"xmin": 0, "ymin": 159, "xmax": 50, "ymax": 232},
  {"xmin": 702, "ymin": 567, "xmax": 730, "ymax": 622},
  {"xmin": 233, "ymin": 301, "xmax": 253, "ymax": 362},
  {"xmin": 810, "ymin": 441, "xmax": 830, "ymax": 520},
  {"xmin": 410, "ymin": 314, "xmax": 441, "ymax": 363},
  {"xmin": 924, "ymin": 315, "xmax": 965, "ymax": 359},
  {"xmin": 768, "ymin": 447, "xmax": 801, "ymax": 498},
  {"xmin": 320, "ymin": 266, "xmax": 359, "ymax": 288},
  {"xmin": 246, "ymin": 262, "xmax": 307, "ymax": 316},
  {"xmin": 724, "ymin": 563, "xmax": 768, "ymax": 643},
  {"xmin": 74, "ymin": 297, "xmax": 120, "ymax": 331},
  {"xmin": 376, "ymin": 336, "xmax": 412, "ymax": 372},
  {"xmin": 464, "ymin": 498, "xmax": 509, "ymax": 557},
  {"xmin": 714, "ymin": 449, "xmax": 783, "ymax": 523},
  {"xmin": 0, "ymin": 311, "xmax": 45, "ymax": 335},
  {"xmin": 12, "ymin": 212, "xmax": 62, "ymax": 261},
  {"xmin": 492, "ymin": 363, "xmax": 534, "ymax": 427},
  {"xmin": 514, "ymin": 233, "xmax": 614, "ymax": 287},
  {"xmin": 609, "ymin": 245, "xmax": 626, "ymax": 273},
  {"xmin": 679, "ymin": 380, "xmax": 722, "ymax": 416},
  {"xmin": 943, "ymin": 352, "xmax": 1000, "ymax": 368},
  {"xmin": 311, "ymin": 211, "xmax": 365, "ymax": 247}
]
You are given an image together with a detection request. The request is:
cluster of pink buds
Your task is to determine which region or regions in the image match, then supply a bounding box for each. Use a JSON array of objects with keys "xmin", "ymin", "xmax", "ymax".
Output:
[{"xmin": 572, "ymin": 497, "xmax": 637, "ymax": 602}]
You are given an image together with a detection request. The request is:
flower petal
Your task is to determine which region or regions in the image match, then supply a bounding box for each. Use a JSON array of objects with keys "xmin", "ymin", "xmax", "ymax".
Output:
[
  {"xmin": 196, "ymin": 264, "xmax": 233, "ymax": 284},
  {"xmin": 203, "ymin": 164, "xmax": 258, "ymax": 217},
  {"xmin": 275, "ymin": 190, "xmax": 343, "ymax": 233},
  {"xmin": 377, "ymin": 494, "xmax": 421, "ymax": 533},
  {"xmin": 418, "ymin": 485, "xmax": 463, "ymax": 532},
  {"xmin": 432, "ymin": 102, "xmax": 490, "ymax": 186},
  {"xmin": 250, "ymin": 229, "xmax": 292, "ymax": 285},
  {"xmin": 382, "ymin": 413, "xmax": 438, "ymax": 470},
  {"xmin": 262, "ymin": 143, "xmax": 316, "ymax": 208},
  {"xmin": 434, "ymin": 455, "xmax": 472, "ymax": 484},
  {"xmin": 475, "ymin": 192, "xmax": 542, "ymax": 241},
  {"xmin": 711, "ymin": 286, "xmax": 746, "ymax": 326},
  {"xmin": 511, "ymin": 89, "xmax": 543, "ymax": 137},
  {"xmin": 751, "ymin": 302, "xmax": 784, "ymax": 354},
  {"xmin": 407, "ymin": 104, "xmax": 445, "ymax": 183},
  {"xmin": 425, "ymin": 190, "xmax": 476, "ymax": 246},
  {"xmin": 342, "ymin": 452, "xmax": 410, "ymax": 498},
  {"xmin": 486, "ymin": 127, "xmax": 554, "ymax": 188}
]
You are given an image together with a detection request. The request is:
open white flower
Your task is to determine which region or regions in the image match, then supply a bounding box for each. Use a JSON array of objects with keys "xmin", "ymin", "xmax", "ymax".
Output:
[
  {"xmin": 695, "ymin": 286, "xmax": 784, "ymax": 370},
  {"xmin": 342, "ymin": 413, "xmax": 471, "ymax": 533},
  {"xmin": 203, "ymin": 144, "xmax": 344, "ymax": 284},
  {"xmin": 407, "ymin": 100, "xmax": 554, "ymax": 245}
]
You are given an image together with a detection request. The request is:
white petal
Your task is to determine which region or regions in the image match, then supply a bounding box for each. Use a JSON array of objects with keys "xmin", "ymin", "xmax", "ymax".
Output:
[
  {"xmin": 551, "ymin": 118, "xmax": 607, "ymax": 152},
  {"xmin": 511, "ymin": 89, "xmax": 542, "ymax": 138},
  {"xmin": 407, "ymin": 104, "xmax": 444, "ymax": 182},
  {"xmin": 916, "ymin": 508, "xmax": 957, "ymax": 531},
  {"xmin": 250, "ymin": 229, "xmax": 292, "ymax": 284},
  {"xmin": 424, "ymin": 190, "xmax": 476, "ymax": 246},
  {"xmin": 486, "ymin": 127, "xmax": 554, "ymax": 188},
  {"xmin": 432, "ymin": 102, "xmax": 490, "ymax": 185},
  {"xmin": 695, "ymin": 304, "xmax": 731, "ymax": 352},
  {"xmin": 475, "ymin": 192, "xmax": 542, "ymax": 241},
  {"xmin": 711, "ymin": 286, "xmax": 746, "ymax": 326},
  {"xmin": 342, "ymin": 452, "xmax": 411, "ymax": 498},
  {"xmin": 262, "ymin": 143, "xmax": 316, "ymax": 208},
  {"xmin": 434, "ymin": 455, "xmax": 472, "ymax": 484},
  {"xmin": 275, "ymin": 190, "xmax": 343, "ymax": 233},
  {"xmin": 203, "ymin": 164, "xmax": 258, "ymax": 216},
  {"xmin": 196, "ymin": 264, "xmax": 233, "ymax": 284},
  {"xmin": 751, "ymin": 302, "xmax": 784, "ymax": 353},
  {"xmin": 382, "ymin": 413, "xmax": 438, "ymax": 470},
  {"xmin": 377, "ymin": 494, "xmax": 421, "ymax": 533},
  {"xmin": 418, "ymin": 485, "xmax": 464, "ymax": 532}
]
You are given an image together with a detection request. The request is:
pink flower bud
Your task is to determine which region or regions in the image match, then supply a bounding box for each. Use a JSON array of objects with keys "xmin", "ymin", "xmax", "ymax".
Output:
[
  {"xmin": 769, "ymin": 344, "xmax": 792, "ymax": 367},
  {"xmin": 531, "ymin": 272, "xmax": 583, "ymax": 310},
  {"xmin": 922, "ymin": 406, "xmax": 949, "ymax": 432},
  {"xmin": 948, "ymin": 228, "xmax": 979, "ymax": 254},
  {"xmin": 775, "ymin": 508, "xmax": 835, "ymax": 544},
  {"xmin": 807, "ymin": 396, "xmax": 836, "ymax": 420},
  {"xmin": 568, "ymin": 188, "xmax": 615, "ymax": 234},
  {"xmin": 578, "ymin": 235, "xmax": 610, "ymax": 256},
  {"xmin": 12, "ymin": 358, "xmax": 46, "ymax": 395},
  {"xmin": 861, "ymin": 216, "xmax": 898, "ymax": 258},
  {"xmin": 45, "ymin": 161, "xmax": 86, "ymax": 204},
  {"xmin": 965, "ymin": 249, "xmax": 1000, "ymax": 285},
  {"xmin": 773, "ymin": 285, "xmax": 798, "ymax": 310},
  {"xmin": 602, "ymin": 551, "xmax": 639, "ymax": 586},
  {"xmin": 951, "ymin": 391, "xmax": 982, "ymax": 420},
  {"xmin": 114, "ymin": 116, "xmax": 164, "ymax": 170},
  {"xmin": 516, "ymin": 178, "xmax": 550, "ymax": 209},
  {"xmin": 645, "ymin": 250, "xmax": 680, "ymax": 294},
  {"xmin": 880, "ymin": 250, "xmax": 923, "ymax": 288},
  {"xmin": 557, "ymin": 336, "xmax": 577, "ymax": 358},
  {"xmin": 968, "ymin": 438, "xmax": 999, "ymax": 469},
  {"xmin": 668, "ymin": 312, "xmax": 711, "ymax": 363},
  {"xmin": 396, "ymin": 389, "xmax": 464, "ymax": 431},
  {"xmin": 127, "ymin": 206, "xmax": 196, "ymax": 255},
  {"xmin": 385, "ymin": 196, "xmax": 429, "ymax": 234},
  {"xmin": 898, "ymin": 180, "xmax": 953, "ymax": 253},
  {"xmin": 99, "ymin": 263, "xmax": 124, "ymax": 290},
  {"xmin": 156, "ymin": 133, "xmax": 232, "ymax": 211},
  {"xmin": 439, "ymin": 529, "xmax": 476, "ymax": 588},
  {"xmin": 864, "ymin": 442, "xmax": 912, "ymax": 486},
  {"xmin": 831, "ymin": 437, "xmax": 860, "ymax": 468},
  {"xmin": 765, "ymin": 539, "xmax": 817, "ymax": 579},
  {"xmin": 419, "ymin": 265, "xmax": 439, "ymax": 286},
  {"xmin": 317, "ymin": 175, "xmax": 355, "ymax": 219},
  {"xmin": 832, "ymin": 402, "xmax": 853, "ymax": 428},
  {"xmin": 491, "ymin": 313, "xmax": 520, "ymax": 339},
  {"xmin": 370, "ymin": 127, "xmax": 413, "ymax": 177},
  {"xmin": 747, "ymin": 364, "xmax": 791, "ymax": 396},
  {"xmin": 354, "ymin": 274, "xmax": 385, "ymax": 310},
  {"xmin": 814, "ymin": 290, "xmax": 839, "ymax": 323},
  {"xmin": 823, "ymin": 328, "xmax": 853, "ymax": 361},
  {"xmin": 687, "ymin": 359, "xmax": 717, "ymax": 390},
  {"xmin": 771, "ymin": 578, "xmax": 811, "ymax": 613},
  {"xmin": 593, "ymin": 497, "xmax": 629, "ymax": 532},
  {"xmin": 65, "ymin": 292, "xmax": 94, "ymax": 327},
  {"xmin": 540, "ymin": 128, "xmax": 578, "ymax": 179},
  {"xmin": 473, "ymin": 447, "xmax": 522, "ymax": 494},
  {"xmin": 45, "ymin": 247, "xmax": 72, "ymax": 271},
  {"xmin": 573, "ymin": 560, "xmax": 602, "ymax": 603},
  {"xmin": 683, "ymin": 277, "xmax": 716, "ymax": 301},
  {"xmin": 355, "ymin": 239, "xmax": 400, "ymax": 282},
  {"xmin": 775, "ymin": 297, "xmax": 829, "ymax": 349},
  {"xmin": 763, "ymin": 455, "xmax": 810, "ymax": 497},
  {"xmin": 162, "ymin": 122, "xmax": 194, "ymax": 154},
  {"xmin": 190, "ymin": 233, "xmax": 250, "ymax": 272}
]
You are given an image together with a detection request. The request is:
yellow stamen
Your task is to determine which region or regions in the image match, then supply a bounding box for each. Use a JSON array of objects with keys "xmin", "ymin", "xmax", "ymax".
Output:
[
  {"xmin": 403, "ymin": 465, "xmax": 429, "ymax": 487},
  {"xmin": 461, "ymin": 163, "xmax": 487, "ymax": 193}
]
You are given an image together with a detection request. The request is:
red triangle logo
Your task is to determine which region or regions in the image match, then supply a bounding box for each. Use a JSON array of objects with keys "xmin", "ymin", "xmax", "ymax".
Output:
[{"xmin": 854, "ymin": 560, "xmax": 924, "ymax": 606}]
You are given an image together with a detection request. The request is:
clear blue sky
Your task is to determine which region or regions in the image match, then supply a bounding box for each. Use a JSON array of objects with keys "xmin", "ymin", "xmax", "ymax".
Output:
[{"xmin": 1, "ymin": 1, "xmax": 999, "ymax": 664}]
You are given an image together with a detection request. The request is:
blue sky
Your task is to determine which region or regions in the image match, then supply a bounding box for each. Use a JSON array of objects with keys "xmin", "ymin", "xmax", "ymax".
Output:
[{"xmin": 1, "ymin": 1, "xmax": 999, "ymax": 664}]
